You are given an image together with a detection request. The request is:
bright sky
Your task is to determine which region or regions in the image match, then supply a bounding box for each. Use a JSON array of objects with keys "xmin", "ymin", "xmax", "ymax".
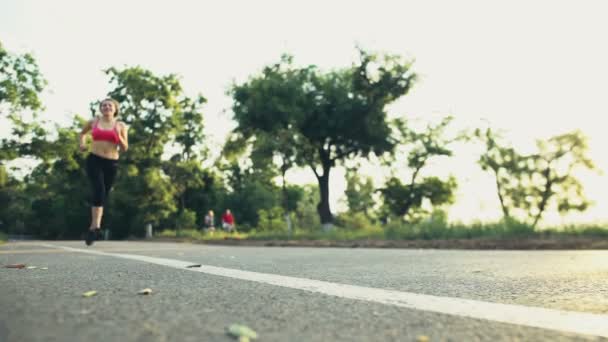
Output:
[{"xmin": 2, "ymin": 0, "xmax": 607, "ymax": 225}]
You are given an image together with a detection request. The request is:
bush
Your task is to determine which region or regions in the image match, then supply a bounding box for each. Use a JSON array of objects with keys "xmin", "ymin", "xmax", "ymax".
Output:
[
  {"xmin": 174, "ymin": 209, "xmax": 198, "ymax": 230},
  {"xmin": 157, "ymin": 229, "xmax": 177, "ymax": 238},
  {"xmin": 417, "ymin": 210, "xmax": 450, "ymax": 239},
  {"xmin": 257, "ymin": 207, "xmax": 288, "ymax": 232},
  {"xmin": 335, "ymin": 212, "xmax": 377, "ymax": 231},
  {"xmin": 502, "ymin": 218, "xmax": 535, "ymax": 237}
]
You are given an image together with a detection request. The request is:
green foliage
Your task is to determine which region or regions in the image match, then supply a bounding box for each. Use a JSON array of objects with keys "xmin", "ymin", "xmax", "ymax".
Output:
[
  {"xmin": 158, "ymin": 221, "xmax": 607, "ymax": 242},
  {"xmin": 0, "ymin": 41, "xmax": 49, "ymax": 163},
  {"xmin": 1, "ymin": 43, "xmax": 603, "ymax": 242},
  {"xmin": 293, "ymin": 185, "xmax": 321, "ymax": 230},
  {"xmin": 379, "ymin": 117, "xmax": 460, "ymax": 221},
  {"xmin": 0, "ymin": 41, "xmax": 46, "ymax": 115},
  {"xmin": 104, "ymin": 66, "xmax": 182, "ymax": 164},
  {"xmin": 173, "ymin": 95, "xmax": 207, "ymax": 160},
  {"xmin": 230, "ymin": 49, "xmax": 417, "ymax": 224},
  {"xmin": 257, "ymin": 206, "xmax": 288, "ymax": 232},
  {"xmin": 97, "ymin": 66, "xmax": 207, "ymax": 237},
  {"xmin": 380, "ymin": 176, "xmax": 457, "ymax": 221},
  {"xmin": 526, "ymin": 131, "xmax": 595, "ymax": 227},
  {"xmin": 174, "ymin": 209, "xmax": 198, "ymax": 230},
  {"xmin": 220, "ymin": 162, "xmax": 281, "ymax": 229},
  {"xmin": 477, "ymin": 129, "xmax": 595, "ymax": 228},
  {"xmin": 334, "ymin": 212, "xmax": 377, "ymax": 230},
  {"xmin": 476, "ymin": 128, "xmax": 534, "ymax": 220},
  {"xmin": 384, "ymin": 216, "xmax": 536, "ymax": 240},
  {"xmin": 344, "ymin": 169, "xmax": 376, "ymax": 218}
]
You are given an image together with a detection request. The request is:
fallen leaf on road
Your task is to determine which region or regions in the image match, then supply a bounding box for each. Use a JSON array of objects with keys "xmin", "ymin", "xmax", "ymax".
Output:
[
  {"xmin": 82, "ymin": 291, "xmax": 97, "ymax": 297},
  {"xmin": 186, "ymin": 264, "xmax": 201, "ymax": 268},
  {"xmin": 138, "ymin": 288, "xmax": 153, "ymax": 295},
  {"xmin": 4, "ymin": 264, "xmax": 26, "ymax": 269},
  {"xmin": 417, "ymin": 335, "xmax": 430, "ymax": 342},
  {"xmin": 226, "ymin": 324, "xmax": 258, "ymax": 341}
]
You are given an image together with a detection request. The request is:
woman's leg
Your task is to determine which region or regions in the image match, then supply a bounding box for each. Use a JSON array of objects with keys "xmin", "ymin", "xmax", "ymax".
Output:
[
  {"xmin": 86, "ymin": 155, "xmax": 106, "ymax": 230},
  {"xmin": 92, "ymin": 207, "xmax": 103, "ymax": 229},
  {"xmin": 96, "ymin": 159, "xmax": 118, "ymax": 229}
]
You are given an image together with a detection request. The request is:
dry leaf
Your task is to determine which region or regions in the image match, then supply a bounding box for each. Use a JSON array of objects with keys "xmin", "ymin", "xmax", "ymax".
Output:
[
  {"xmin": 186, "ymin": 264, "xmax": 201, "ymax": 268},
  {"xmin": 138, "ymin": 288, "xmax": 153, "ymax": 295},
  {"xmin": 416, "ymin": 335, "xmax": 430, "ymax": 342},
  {"xmin": 226, "ymin": 324, "xmax": 258, "ymax": 341},
  {"xmin": 82, "ymin": 290, "xmax": 97, "ymax": 297},
  {"xmin": 4, "ymin": 264, "xmax": 26, "ymax": 269}
]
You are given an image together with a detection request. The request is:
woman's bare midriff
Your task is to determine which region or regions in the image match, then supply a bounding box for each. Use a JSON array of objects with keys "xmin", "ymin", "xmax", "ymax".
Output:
[{"xmin": 91, "ymin": 141, "xmax": 120, "ymax": 160}]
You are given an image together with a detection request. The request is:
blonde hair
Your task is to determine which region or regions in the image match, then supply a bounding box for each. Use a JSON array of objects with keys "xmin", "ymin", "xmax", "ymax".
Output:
[{"xmin": 99, "ymin": 98, "xmax": 120, "ymax": 118}]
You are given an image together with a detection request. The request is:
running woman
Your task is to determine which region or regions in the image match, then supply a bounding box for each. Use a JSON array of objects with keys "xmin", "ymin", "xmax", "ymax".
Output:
[{"xmin": 78, "ymin": 98, "xmax": 129, "ymax": 245}]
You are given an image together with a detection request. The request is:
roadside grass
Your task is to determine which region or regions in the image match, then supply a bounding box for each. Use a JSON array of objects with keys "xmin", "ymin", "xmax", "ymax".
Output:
[{"xmin": 155, "ymin": 221, "xmax": 608, "ymax": 242}]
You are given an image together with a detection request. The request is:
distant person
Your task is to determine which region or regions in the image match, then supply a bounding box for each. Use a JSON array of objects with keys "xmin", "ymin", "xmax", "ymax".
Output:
[
  {"xmin": 204, "ymin": 210, "xmax": 215, "ymax": 232},
  {"xmin": 222, "ymin": 209, "xmax": 236, "ymax": 233},
  {"xmin": 78, "ymin": 98, "xmax": 129, "ymax": 246}
]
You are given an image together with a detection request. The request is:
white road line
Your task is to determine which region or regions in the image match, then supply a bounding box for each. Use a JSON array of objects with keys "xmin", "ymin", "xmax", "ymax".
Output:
[{"xmin": 40, "ymin": 243, "xmax": 608, "ymax": 338}]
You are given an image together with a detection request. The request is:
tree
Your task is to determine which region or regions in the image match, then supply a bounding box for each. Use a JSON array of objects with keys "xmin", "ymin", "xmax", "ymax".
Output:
[
  {"xmin": 0, "ymin": 41, "xmax": 46, "ymax": 116},
  {"xmin": 379, "ymin": 176, "xmax": 457, "ymax": 222},
  {"xmin": 101, "ymin": 66, "xmax": 192, "ymax": 233},
  {"xmin": 173, "ymin": 95, "xmax": 207, "ymax": 161},
  {"xmin": 230, "ymin": 50, "xmax": 417, "ymax": 226},
  {"xmin": 477, "ymin": 129, "xmax": 595, "ymax": 228},
  {"xmin": 104, "ymin": 66, "xmax": 183, "ymax": 165},
  {"xmin": 476, "ymin": 128, "xmax": 534, "ymax": 221},
  {"xmin": 0, "ymin": 41, "xmax": 47, "ymax": 162},
  {"xmin": 164, "ymin": 94, "xmax": 207, "ymax": 233},
  {"xmin": 220, "ymin": 162, "xmax": 281, "ymax": 229},
  {"xmin": 224, "ymin": 127, "xmax": 300, "ymax": 232},
  {"xmin": 378, "ymin": 117, "xmax": 460, "ymax": 221},
  {"xmin": 0, "ymin": 41, "xmax": 49, "ymax": 235},
  {"xmin": 525, "ymin": 131, "xmax": 594, "ymax": 227}
]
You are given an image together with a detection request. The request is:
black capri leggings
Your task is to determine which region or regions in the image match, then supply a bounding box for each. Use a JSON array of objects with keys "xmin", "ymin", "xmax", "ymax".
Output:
[{"xmin": 86, "ymin": 154, "xmax": 118, "ymax": 207}]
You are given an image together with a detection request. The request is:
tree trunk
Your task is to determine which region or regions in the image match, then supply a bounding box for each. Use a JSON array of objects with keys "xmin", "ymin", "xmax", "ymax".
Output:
[
  {"xmin": 281, "ymin": 163, "xmax": 292, "ymax": 236},
  {"xmin": 532, "ymin": 168, "xmax": 552, "ymax": 229},
  {"xmin": 493, "ymin": 169, "xmax": 510, "ymax": 220},
  {"xmin": 401, "ymin": 162, "xmax": 425, "ymax": 220},
  {"xmin": 315, "ymin": 162, "xmax": 333, "ymax": 228},
  {"xmin": 177, "ymin": 193, "xmax": 185, "ymax": 237}
]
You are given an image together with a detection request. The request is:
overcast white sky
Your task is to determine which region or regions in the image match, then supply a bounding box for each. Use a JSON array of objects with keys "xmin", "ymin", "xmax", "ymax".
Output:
[{"xmin": 2, "ymin": 0, "xmax": 607, "ymax": 225}]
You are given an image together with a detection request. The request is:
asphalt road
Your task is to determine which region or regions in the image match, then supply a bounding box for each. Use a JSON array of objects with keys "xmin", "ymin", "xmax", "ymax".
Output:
[{"xmin": 1, "ymin": 240, "xmax": 607, "ymax": 341}]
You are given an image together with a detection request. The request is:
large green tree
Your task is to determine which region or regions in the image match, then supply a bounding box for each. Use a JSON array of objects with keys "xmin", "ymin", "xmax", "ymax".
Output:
[
  {"xmin": 100, "ymin": 66, "xmax": 204, "ymax": 234},
  {"xmin": 0, "ymin": 41, "xmax": 47, "ymax": 234},
  {"xmin": 230, "ymin": 50, "xmax": 416, "ymax": 226}
]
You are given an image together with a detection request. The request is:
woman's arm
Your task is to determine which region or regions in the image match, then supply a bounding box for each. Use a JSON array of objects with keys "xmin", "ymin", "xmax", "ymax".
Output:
[
  {"xmin": 117, "ymin": 122, "xmax": 129, "ymax": 151},
  {"xmin": 79, "ymin": 120, "xmax": 93, "ymax": 152}
]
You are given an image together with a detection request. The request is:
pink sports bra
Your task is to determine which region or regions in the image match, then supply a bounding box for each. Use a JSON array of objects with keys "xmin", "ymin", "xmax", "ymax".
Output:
[{"xmin": 91, "ymin": 119, "xmax": 120, "ymax": 145}]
